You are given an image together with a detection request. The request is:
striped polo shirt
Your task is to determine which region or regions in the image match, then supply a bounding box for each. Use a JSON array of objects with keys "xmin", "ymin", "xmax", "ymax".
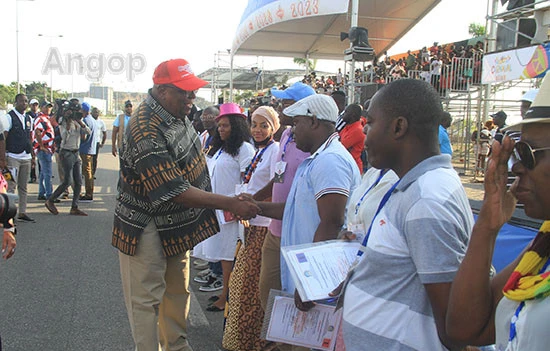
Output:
[{"xmin": 343, "ymin": 154, "xmax": 473, "ymax": 350}]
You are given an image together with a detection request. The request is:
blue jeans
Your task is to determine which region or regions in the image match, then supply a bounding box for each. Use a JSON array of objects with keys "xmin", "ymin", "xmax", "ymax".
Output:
[
  {"xmin": 37, "ymin": 150, "xmax": 53, "ymax": 198},
  {"xmin": 49, "ymin": 149, "xmax": 82, "ymax": 208}
]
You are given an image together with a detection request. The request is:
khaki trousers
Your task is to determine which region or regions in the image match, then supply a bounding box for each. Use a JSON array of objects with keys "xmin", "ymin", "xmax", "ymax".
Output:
[
  {"xmin": 259, "ymin": 231, "xmax": 283, "ymax": 311},
  {"xmin": 7, "ymin": 156, "xmax": 31, "ymax": 214},
  {"xmin": 80, "ymin": 153, "xmax": 94, "ymax": 197},
  {"xmin": 119, "ymin": 221, "xmax": 192, "ymax": 351}
]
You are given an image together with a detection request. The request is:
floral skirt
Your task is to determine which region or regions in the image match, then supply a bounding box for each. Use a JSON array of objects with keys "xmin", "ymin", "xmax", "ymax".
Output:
[{"xmin": 222, "ymin": 225, "xmax": 269, "ymax": 351}]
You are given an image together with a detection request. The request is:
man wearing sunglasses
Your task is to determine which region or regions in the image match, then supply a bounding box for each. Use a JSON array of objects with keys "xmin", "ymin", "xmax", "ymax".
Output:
[{"xmin": 112, "ymin": 58, "xmax": 260, "ymax": 351}]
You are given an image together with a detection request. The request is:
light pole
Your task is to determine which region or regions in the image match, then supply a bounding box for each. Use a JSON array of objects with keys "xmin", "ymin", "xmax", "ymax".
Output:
[
  {"xmin": 16, "ymin": 0, "xmax": 35, "ymax": 94},
  {"xmin": 38, "ymin": 33, "xmax": 63, "ymax": 101}
]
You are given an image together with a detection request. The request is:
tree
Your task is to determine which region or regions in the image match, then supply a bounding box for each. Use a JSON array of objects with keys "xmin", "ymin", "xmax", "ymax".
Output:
[
  {"xmin": 234, "ymin": 90, "xmax": 255, "ymax": 106},
  {"xmin": 468, "ymin": 23, "xmax": 486, "ymax": 37},
  {"xmin": 0, "ymin": 81, "xmax": 69, "ymax": 110},
  {"xmin": 293, "ymin": 57, "xmax": 317, "ymax": 72},
  {"xmin": 0, "ymin": 83, "xmax": 17, "ymax": 109}
]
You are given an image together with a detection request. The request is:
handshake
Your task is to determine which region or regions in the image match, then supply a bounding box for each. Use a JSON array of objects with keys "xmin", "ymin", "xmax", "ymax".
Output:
[{"xmin": 226, "ymin": 193, "xmax": 261, "ymax": 220}]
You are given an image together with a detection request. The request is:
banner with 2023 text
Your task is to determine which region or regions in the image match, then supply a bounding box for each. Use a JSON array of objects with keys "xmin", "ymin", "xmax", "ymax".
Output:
[{"xmin": 232, "ymin": 0, "xmax": 349, "ymax": 53}]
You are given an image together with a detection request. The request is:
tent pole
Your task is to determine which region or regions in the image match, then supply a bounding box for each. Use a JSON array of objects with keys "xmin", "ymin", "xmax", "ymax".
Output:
[
  {"xmin": 481, "ymin": 0, "xmax": 498, "ymax": 126},
  {"xmin": 229, "ymin": 51, "xmax": 234, "ymax": 102},
  {"xmin": 351, "ymin": 0, "xmax": 358, "ymax": 27}
]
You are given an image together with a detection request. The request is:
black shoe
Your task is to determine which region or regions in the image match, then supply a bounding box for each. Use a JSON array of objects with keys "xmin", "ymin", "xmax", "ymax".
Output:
[
  {"xmin": 79, "ymin": 195, "xmax": 93, "ymax": 202},
  {"xmin": 52, "ymin": 198, "xmax": 61, "ymax": 203},
  {"xmin": 18, "ymin": 214, "xmax": 35, "ymax": 222},
  {"xmin": 37, "ymin": 195, "xmax": 47, "ymax": 201},
  {"xmin": 29, "ymin": 178, "xmax": 36, "ymax": 184}
]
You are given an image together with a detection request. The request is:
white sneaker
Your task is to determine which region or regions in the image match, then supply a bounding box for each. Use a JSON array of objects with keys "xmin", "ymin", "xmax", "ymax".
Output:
[
  {"xmin": 199, "ymin": 277, "xmax": 223, "ymax": 292},
  {"xmin": 193, "ymin": 271, "xmax": 212, "ymax": 284}
]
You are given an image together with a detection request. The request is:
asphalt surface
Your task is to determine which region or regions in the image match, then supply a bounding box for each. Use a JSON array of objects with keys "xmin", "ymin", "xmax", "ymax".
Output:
[{"xmin": 0, "ymin": 130, "xmax": 226, "ymax": 351}]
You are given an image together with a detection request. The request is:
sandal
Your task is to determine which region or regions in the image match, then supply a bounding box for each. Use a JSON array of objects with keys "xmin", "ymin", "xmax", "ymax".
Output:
[{"xmin": 206, "ymin": 304, "xmax": 224, "ymax": 312}]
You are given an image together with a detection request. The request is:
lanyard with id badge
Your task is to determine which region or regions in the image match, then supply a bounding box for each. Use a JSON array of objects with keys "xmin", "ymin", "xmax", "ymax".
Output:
[
  {"xmin": 273, "ymin": 133, "xmax": 294, "ymax": 183},
  {"xmin": 347, "ymin": 169, "xmax": 389, "ymax": 243},
  {"xmin": 336, "ymin": 176, "xmax": 400, "ymax": 310}
]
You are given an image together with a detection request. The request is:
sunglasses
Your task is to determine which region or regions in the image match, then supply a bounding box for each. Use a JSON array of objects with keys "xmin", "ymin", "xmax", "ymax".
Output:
[
  {"xmin": 512, "ymin": 141, "xmax": 550, "ymax": 170},
  {"xmin": 165, "ymin": 85, "xmax": 197, "ymax": 99}
]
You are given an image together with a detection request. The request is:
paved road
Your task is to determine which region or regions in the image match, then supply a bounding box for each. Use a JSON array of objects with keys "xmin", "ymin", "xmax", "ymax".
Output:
[{"xmin": 0, "ymin": 132, "xmax": 226, "ymax": 351}]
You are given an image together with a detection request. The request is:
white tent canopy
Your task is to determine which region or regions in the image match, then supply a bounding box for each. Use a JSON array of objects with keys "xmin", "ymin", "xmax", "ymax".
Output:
[{"xmin": 232, "ymin": 0, "xmax": 442, "ymax": 60}]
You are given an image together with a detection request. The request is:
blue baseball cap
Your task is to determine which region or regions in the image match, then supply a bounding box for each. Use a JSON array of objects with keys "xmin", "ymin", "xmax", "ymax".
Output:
[
  {"xmin": 271, "ymin": 82, "xmax": 315, "ymax": 101},
  {"xmin": 81, "ymin": 102, "xmax": 91, "ymax": 112}
]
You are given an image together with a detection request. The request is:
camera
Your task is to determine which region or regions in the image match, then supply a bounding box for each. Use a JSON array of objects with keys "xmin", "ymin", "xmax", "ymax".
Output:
[
  {"xmin": 55, "ymin": 99, "xmax": 83, "ymax": 121},
  {"xmin": 0, "ymin": 193, "xmax": 18, "ymax": 224}
]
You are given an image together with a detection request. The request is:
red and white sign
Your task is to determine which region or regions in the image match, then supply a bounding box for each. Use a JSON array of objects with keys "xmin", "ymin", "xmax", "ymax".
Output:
[{"xmin": 232, "ymin": 0, "xmax": 349, "ymax": 54}]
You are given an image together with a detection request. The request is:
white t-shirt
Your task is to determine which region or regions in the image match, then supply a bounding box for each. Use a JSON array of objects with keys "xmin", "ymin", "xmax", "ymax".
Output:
[
  {"xmin": 93, "ymin": 118, "xmax": 106, "ymax": 145},
  {"xmin": 199, "ymin": 142, "xmax": 255, "ymax": 261},
  {"xmin": 494, "ymin": 264, "xmax": 550, "ymax": 351},
  {"xmin": 245, "ymin": 141, "xmax": 280, "ymax": 227},
  {"xmin": 345, "ymin": 168, "xmax": 399, "ymax": 242},
  {"xmin": 430, "ymin": 59, "xmax": 442, "ymax": 75}
]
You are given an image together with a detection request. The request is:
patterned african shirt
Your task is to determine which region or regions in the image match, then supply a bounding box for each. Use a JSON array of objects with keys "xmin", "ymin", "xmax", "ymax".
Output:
[{"xmin": 112, "ymin": 91, "xmax": 219, "ymax": 257}]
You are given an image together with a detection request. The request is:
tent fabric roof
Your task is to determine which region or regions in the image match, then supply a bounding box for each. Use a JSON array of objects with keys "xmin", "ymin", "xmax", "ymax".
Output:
[
  {"xmin": 232, "ymin": 0, "xmax": 441, "ymax": 60},
  {"xmin": 197, "ymin": 68, "xmax": 333, "ymax": 90}
]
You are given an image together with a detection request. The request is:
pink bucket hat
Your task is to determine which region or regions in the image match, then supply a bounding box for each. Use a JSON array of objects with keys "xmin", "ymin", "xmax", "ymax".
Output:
[{"xmin": 216, "ymin": 103, "xmax": 247, "ymax": 120}]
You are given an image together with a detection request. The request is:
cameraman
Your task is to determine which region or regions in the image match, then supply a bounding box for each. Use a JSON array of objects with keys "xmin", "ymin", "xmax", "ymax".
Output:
[{"xmin": 45, "ymin": 102, "xmax": 90, "ymax": 216}]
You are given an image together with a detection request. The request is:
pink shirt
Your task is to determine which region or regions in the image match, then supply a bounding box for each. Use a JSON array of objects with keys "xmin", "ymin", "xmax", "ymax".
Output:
[{"xmin": 269, "ymin": 127, "xmax": 309, "ymax": 237}]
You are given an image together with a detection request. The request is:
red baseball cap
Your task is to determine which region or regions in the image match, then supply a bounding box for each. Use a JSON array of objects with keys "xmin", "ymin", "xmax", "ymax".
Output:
[{"xmin": 152, "ymin": 59, "xmax": 208, "ymax": 91}]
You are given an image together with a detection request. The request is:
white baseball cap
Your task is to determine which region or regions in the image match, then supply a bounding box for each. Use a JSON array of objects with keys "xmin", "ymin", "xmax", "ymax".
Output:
[
  {"xmin": 282, "ymin": 94, "xmax": 339, "ymax": 123},
  {"xmin": 29, "ymin": 98, "xmax": 39, "ymax": 105}
]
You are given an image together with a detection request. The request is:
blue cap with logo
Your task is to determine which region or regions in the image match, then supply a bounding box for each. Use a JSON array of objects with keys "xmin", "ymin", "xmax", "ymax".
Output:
[{"xmin": 271, "ymin": 82, "xmax": 315, "ymax": 101}]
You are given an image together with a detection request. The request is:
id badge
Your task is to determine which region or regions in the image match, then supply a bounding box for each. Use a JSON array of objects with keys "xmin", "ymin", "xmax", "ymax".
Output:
[
  {"xmin": 273, "ymin": 161, "xmax": 287, "ymax": 183},
  {"xmin": 348, "ymin": 222, "xmax": 365, "ymax": 243}
]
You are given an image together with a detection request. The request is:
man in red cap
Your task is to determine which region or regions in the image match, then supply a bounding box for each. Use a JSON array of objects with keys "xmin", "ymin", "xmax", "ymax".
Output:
[{"xmin": 112, "ymin": 58, "xmax": 260, "ymax": 351}]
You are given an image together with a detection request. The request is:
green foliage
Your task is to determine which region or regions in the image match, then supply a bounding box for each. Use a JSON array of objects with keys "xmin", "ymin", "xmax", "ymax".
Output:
[
  {"xmin": 0, "ymin": 83, "xmax": 17, "ymax": 109},
  {"xmin": 468, "ymin": 23, "xmax": 486, "ymax": 37},
  {"xmin": 234, "ymin": 90, "xmax": 255, "ymax": 105},
  {"xmin": 0, "ymin": 81, "xmax": 68, "ymax": 109},
  {"xmin": 293, "ymin": 57, "xmax": 317, "ymax": 71}
]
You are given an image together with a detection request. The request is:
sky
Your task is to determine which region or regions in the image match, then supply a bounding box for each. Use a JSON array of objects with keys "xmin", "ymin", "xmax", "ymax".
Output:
[{"xmin": 0, "ymin": 0, "xmax": 498, "ymax": 99}]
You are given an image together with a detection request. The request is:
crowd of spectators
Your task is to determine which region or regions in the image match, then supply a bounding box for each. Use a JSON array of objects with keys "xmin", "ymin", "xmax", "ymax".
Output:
[{"xmin": 291, "ymin": 40, "xmax": 486, "ymax": 97}]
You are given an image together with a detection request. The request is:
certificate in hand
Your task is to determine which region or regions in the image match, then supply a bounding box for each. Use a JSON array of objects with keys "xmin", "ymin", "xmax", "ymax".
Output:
[
  {"xmin": 261, "ymin": 290, "xmax": 342, "ymax": 351},
  {"xmin": 281, "ymin": 240, "xmax": 360, "ymax": 302}
]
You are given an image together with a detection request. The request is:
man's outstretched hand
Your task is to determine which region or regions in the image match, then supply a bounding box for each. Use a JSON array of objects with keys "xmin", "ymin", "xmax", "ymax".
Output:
[{"xmin": 230, "ymin": 194, "xmax": 261, "ymax": 220}]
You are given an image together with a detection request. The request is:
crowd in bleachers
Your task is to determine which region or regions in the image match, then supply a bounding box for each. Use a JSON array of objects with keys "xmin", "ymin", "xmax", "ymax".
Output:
[{"xmin": 293, "ymin": 40, "xmax": 485, "ymax": 96}]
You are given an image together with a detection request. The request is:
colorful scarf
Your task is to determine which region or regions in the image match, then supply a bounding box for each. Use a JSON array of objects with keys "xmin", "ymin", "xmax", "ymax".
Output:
[
  {"xmin": 503, "ymin": 221, "xmax": 550, "ymax": 301},
  {"xmin": 243, "ymin": 140, "xmax": 273, "ymax": 184}
]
